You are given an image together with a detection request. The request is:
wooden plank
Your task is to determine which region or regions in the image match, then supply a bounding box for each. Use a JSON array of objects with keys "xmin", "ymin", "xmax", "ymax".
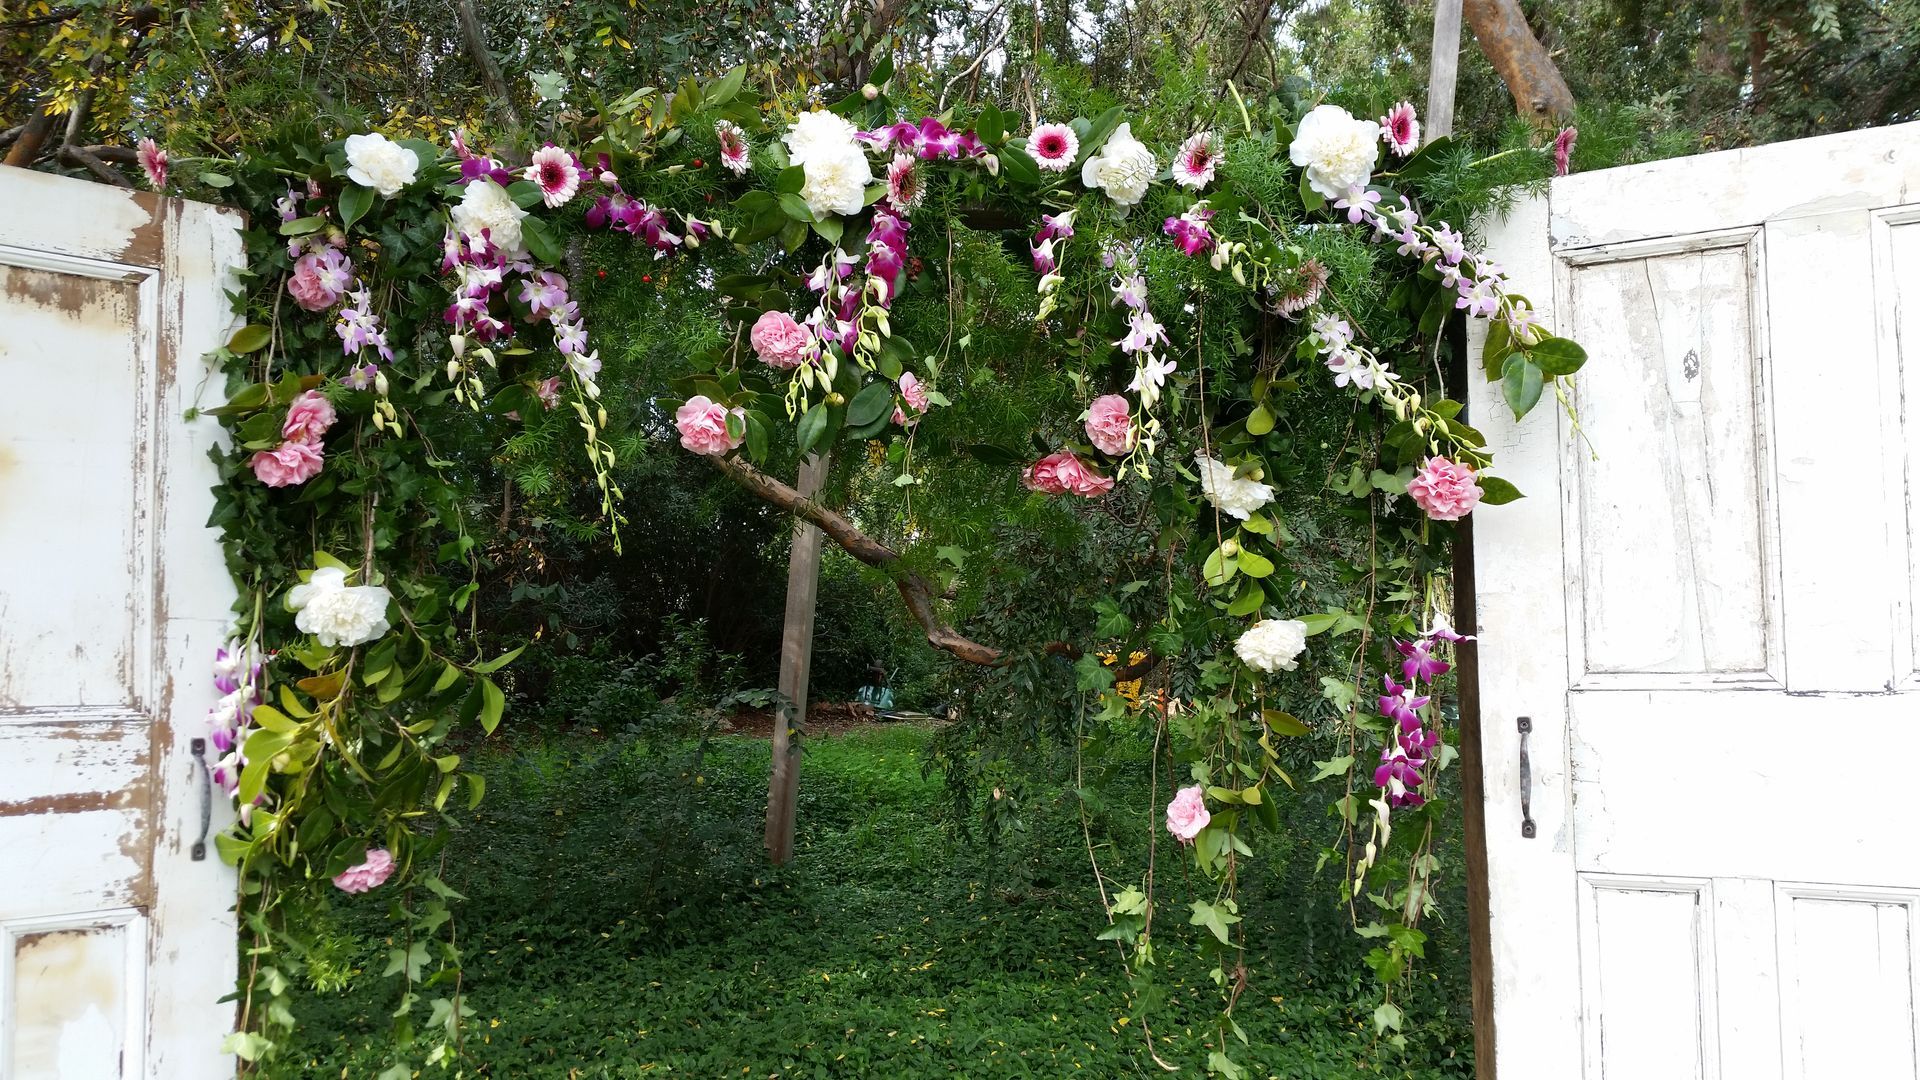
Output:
[
  {"xmin": 1425, "ymin": 0, "xmax": 1463, "ymax": 141},
  {"xmin": 764, "ymin": 450, "xmax": 829, "ymax": 864}
]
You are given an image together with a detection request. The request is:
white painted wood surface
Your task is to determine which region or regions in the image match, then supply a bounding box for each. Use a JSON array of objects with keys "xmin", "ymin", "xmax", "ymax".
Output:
[
  {"xmin": 1472, "ymin": 121, "xmax": 1920, "ymax": 1079},
  {"xmin": 0, "ymin": 168, "xmax": 243, "ymax": 1079}
]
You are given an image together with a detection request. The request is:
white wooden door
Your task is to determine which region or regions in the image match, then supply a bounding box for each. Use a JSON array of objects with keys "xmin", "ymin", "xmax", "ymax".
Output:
[
  {"xmin": 0, "ymin": 168, "xmax": 243, "ymax": 1078},
  {"xmin": 1472, "ymin": 122, "xmax": 1920, "ymax": 1079}
]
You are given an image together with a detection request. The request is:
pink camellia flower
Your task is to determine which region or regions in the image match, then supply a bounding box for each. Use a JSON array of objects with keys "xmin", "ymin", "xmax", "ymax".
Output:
[
  {"xmin": 898, "ymin": 371, "xmax": 930, "ymax": 412},
  {"xmin": 1165, "ymin": 785, "xmax": 1210, "ymax": 844},
  {"xmin": 1084, "ymin": 394, "xmax": 1135, "ymax": 457},
  {"xmin": 524, "ymin": 145, "xmax": 582, "ymax": 208},
  {"xmin": 281, "ymin": 390, "xmax": 337, "ymax": 444},
  {"xmin": 1027, "ymin": 122, "xmax": 1079, "ymax": 172},
  {"xmin": 287, "ymin": 248, "xmax": 352, "ymax": 312},
  {"xmin": 1170, "ymin": 131, "xmax": 1222, "ymax": 189},
  {"xmin": 1380, "ymin": 102, "xmax": 1420, "ymax": 157},
  {"xmin": 1024, "ymin": 451, "xmax": 1114, "ymax": 498},
  {"xmin": 1553, "ymin": 126, "xmax": 1578, "ymax": 177},
  {"xmin": 675, "ymin": 395, "xmax": 743, "ymax": 456},
  {"xmin": 333, "ymin": 848, "xmax": 396, "ymax": 894},
  {"xmin": 137, "ymin": 137, "xmax": 168, "ymax": 190},
  {"xmin": 750, "ymin": 310, "xmax": 810, "ymax": 369},
  {"xmin": 250, "ymin": 440, "xmax": 325, "ymax": 488},
  {"xmin": 1406, "ymin": 456, "xmax": 1484, "ymax": 521}
]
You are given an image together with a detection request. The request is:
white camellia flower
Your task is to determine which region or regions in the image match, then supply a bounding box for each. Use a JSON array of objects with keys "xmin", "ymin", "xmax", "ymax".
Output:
[
  {"xmin": 451, "ymin": 178, "xmax": 530, "ymax": 258},
  {"xmin": 1289, "ymin": 104, "xmax": 1382, "ymax": 200},
  {"xmin": 783, "ymin": 109, "xmax": 862, "ymax": 166},
  {"xmin": 799, "ymin": 146, "xmax": 874, "ymax": 219},
  {"xmin": 1080, "ymin": 122, "xmax": 1156, "ymax": 206},
  {"xmin": 1196, "ymin": 456, "xmax": 1275, "ymax": 520},
  {"xmin": 782, "ymin": 110, "xmax": 873, "ymax": 219},
  {"xmin": 344, "ymin": 133, "xmax": 420, "ymax": 197},
  {"xmin": 288, "ymin": 566, "xmax": 394, "ymax": 648},
  {"xmin": 1235, "ymin": 618, "xmax": 1310, "ymax": 673}
]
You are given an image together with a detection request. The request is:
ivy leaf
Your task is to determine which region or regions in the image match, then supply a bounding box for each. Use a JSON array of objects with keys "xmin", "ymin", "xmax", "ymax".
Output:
[
  {"xmin": 1478, "ymin": 475, "xmax": 1525, "ymax": 505},
  {"xmin": 338, "ymin": 183, "xmax": 374, "ymax": 231},
  {"xmin": 1188, "ymin": 899, "xmax": 1242, "ymax": 945},
  {"xmin": 1311, "ymin": 755, "xmax": 1355, "ymax": 782},
  {"xmin": 1374, "ymin": 1002, "xmax": 1405, "ymax": 1035},
  {"xmin": 1501, "ymin": 353, "xmax": 1544, "ymax": 420}
]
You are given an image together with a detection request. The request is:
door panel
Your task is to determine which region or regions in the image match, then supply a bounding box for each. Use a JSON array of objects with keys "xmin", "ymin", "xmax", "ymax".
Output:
[
  {"xmin": 1472, "ymin": 122, "xmax": 1920, "ymax": 1079},
  {"xmin": 0, "ymin": 170, "xmax": 243, "ymax": 1078}
]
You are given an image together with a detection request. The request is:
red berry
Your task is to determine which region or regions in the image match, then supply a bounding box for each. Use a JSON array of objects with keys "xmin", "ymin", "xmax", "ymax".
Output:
[
  {"xmin": 693, "ymin": 158, "xmax": 704, "ymax": 167},
  {"xmin": 643, "ymin": 274, "xmax": 653, "ymax": 283},
  {"xmin": 597, "ymin": 269, "xmax": 606, "ymax": 278}
]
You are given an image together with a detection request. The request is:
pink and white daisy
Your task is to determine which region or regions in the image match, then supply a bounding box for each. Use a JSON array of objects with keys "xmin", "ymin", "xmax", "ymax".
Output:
[
  {"xmin": 1027, "ymin": 122, "xmax": 1079, "ymax": 173},
  {"xmin": 1380, "ymin": 102, "xmax": 1420, "ymax": 158},
  {"xmin": 137, "ymin": 137, "xmax": 168, "ymax": 190},
  {"xmin": 1553, "ymin": 126, "xmax": 1578, "ymax": 177},
  {"xmin": 1170, "ymin": 131, "xmax": 1222, "ymax": 189},
  {"xmin": 524, "ymin": 146, "xmax": 582, "ymax": 208},
  {"xmin": 886, "ymin": 153, "xmax": 924, "ymax": 213},
  {"xmin": 716, "ymin": 120, "xmax": 751, "ymax": 175}
]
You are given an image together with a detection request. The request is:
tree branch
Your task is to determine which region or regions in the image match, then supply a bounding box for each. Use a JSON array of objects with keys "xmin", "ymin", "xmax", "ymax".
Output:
[
  {"xmin": 453, "ymin": 0, "xmax": 524, "ymax": 136},
  {"xmin": 59, "ymin": 144, "xmax": 132, "ymax": 186},
  {"xmin": 1462, "ymin": 0, "xmax": 1574, "ymax": 123},
  {"xmin": 707, "ymin": 452, "xmax": 1156, "ymax": 679}
]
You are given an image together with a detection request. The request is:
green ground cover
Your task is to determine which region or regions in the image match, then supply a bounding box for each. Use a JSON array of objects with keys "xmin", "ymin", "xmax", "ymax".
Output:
[{"xmin": 271, "ymin": 724, "xmax": 1473, "ymax": 1078}]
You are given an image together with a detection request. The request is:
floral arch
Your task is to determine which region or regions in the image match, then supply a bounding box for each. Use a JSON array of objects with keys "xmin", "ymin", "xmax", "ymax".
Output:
[{"xmin": 156, "ymin": 62, "xmax": 1585, "ymax": 1071}]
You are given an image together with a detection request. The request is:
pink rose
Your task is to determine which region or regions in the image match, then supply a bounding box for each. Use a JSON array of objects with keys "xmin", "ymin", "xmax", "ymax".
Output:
[
  {"xmin": 675, "ymin": 395, "xmax": 743, "ymax": 456},
  {"xmin": 332, "ymin": 848, "xmax": 396, "ymax": 894},
  {"xmin": 286, "ymin": 248, "xmax": 351, "ymax": 312},
  {"xmin": 1084, "ymin": 394, "xmax": 1135, "ymax": 457},
  {"xmin": 1165, "ymin": 785, "xmax": 1210, "ymax": 843},
  {"xmin": 281, "ymin": 390, "xmax": 336, "ymax": 444},
  {"xmin": 1024, "ymin": 451, "xmax": 1114, "ymax": 498},
  {"xmin": 250, "ymin": 440, "xmax": 325, "ymax": 488},
  {"xmin": 750, "ymin": 310, "xmax": 810, "ymax": 369},
  {"xmin": 898, "ymin": 371, "xmax": 930, "ymax": 413},
  {"xmin": 1407, "ymin": 456, "xmax": 1484, "ymax": 521}
]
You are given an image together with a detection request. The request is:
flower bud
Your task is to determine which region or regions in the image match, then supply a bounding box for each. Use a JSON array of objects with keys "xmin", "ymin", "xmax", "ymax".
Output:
[
  {"xmin": 984, "ymin": 154, "xmax": 1000, "ymax": 177},
  {"xmin": 1221, "ymin": 538, "xmax": 1241, "ymax": 557},
  {"xmin": 826, "ymin": 392, "xmax": 847, "ymax": 407},
  {"xmin": 373, "ymin": 370, "xmax": 389, "ymax": 396},
  {"xmin": 861, "ymin": 83, "xmax": 880, "ymax": 100},
  {"xmin": 449, "ymin": 333, "xmax": 467, "ymax": 358},
  {"xmin": 446, "ymin": 359, "xmax": 461, "ymax": 381}
]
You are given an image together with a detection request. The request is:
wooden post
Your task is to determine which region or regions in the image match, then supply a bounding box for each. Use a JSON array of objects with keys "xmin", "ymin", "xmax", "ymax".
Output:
[
  {"xmin": 1426, "ymin": 0, "xmax": 1463, "ymax": 141},
  {"xmin": 765, "ymin": 450, "xmax": 829, "ymax": 864},
  {"xmin": 1429, "ymin": 13, "xmax": 1493, "ymax": 1073}
]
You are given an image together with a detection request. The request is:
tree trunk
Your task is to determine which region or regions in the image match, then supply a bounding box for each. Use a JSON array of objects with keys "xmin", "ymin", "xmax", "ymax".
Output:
[
  {"xmin": 453, "ymin": 0, "xmax": 524, "ymax": 137},
  {"xmin": 765, "ymin": 451, "xmax": 829, "ymax": 866},
  {"xmin": 1462, "ymin": 0, "xmax": 1574, "ymax": 124}
]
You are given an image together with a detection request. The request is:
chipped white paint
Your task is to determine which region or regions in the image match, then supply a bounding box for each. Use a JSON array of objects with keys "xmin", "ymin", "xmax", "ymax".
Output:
[
  {"xmin": 0, "ymin": 169, "xmax": 242, "ymax": 1079},
  {"xmin": 1473, "ymin": 121, "xmax": 1920, "ymax": 1079}
]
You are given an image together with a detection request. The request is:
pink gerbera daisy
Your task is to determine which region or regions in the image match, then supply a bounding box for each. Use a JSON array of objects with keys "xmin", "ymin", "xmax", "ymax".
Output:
[
  {"xmin": 137, "ymin": 137, "xmax": 168, "ymax": 190},
  {"xmin": 1027, "ymin": 122, "xmax": 1079, "ymax": 172},
  {"xmin": 524, "ymin": 145, "xmax": 582, "ymax": 208},
  {"xmin": 1170, "ymin": 131, "xmax": 1222, "ymax": 189},
  {"xmin": 716, "ymin": 120, "xmax": 751, "ymax": 176},
  {"xmin": 887, "ymin": 153, "xmax": 924, "ymax": 213},
  {"xmin": 1380, "ymin": 102, "xmax": 1420, "ymax": 157},
  {"xmin": 1553, "ymin": 126, "xmax": 1578, "ymax": 177}
]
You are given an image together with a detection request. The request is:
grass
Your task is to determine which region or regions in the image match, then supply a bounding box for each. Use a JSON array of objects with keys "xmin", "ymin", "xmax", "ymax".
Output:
[{"xmin": 270, "ymin": 724, "xmax": 1475, "ymax": 1078}]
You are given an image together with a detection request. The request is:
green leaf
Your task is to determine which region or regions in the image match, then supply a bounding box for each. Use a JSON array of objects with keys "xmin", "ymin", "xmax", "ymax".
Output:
[
  {"xmin": 227, "ymin": 325, "xmax": 272, "ymax": 354},
  {"xmin": 777, "ymin": 192, "xmax": 813, "ymax": 222},
  {"xmin": 1078, "ymin": 106, "xmax": 1126, "ymax": 165},
  {"xmin": 1391, "ymin": 134, "xmax": 1453, "ymax": 181},
  {"xmin": 704, "ymin": 65, "xmax": 747, "ymax": 107},
  {"xmin": 1527, "ymin": 335, "xmax": 1588, "ymax": 376},
  {"xmin": 774, "ymin": 165, "xmax": 806, "ymax": 195},
  {"xmin": 1263, "ymin": 709, "xmax": 1309, "ymax": 736},
  {"xmin": 810, "ymin": 215, "xmax": 843, "ymax": 245},
  {"xmin": 975, "ymin": 105, "xmax": 1004, "ymax": 146},
  {"xmin": 796, "ymin": 402, "xmax": 829, "ymax": 454},
  {"xmin": 1481, "ymin": 317, "xmax": 1514, "ymax": 381},
  {"xmin": 1501, "ymin": 354, "xmax": 1544, "ymax": 420},
  {"xmin": 338, "ymin": 183, "xmax": 374, "ymax": 231},
  {"xmin": 522, "ymin": 217, "xmax": 564, "ymax": 266},
  {"xmin": 1477, "ymin": 475, "xmax": 1525, "ymax": 505},
  {"xmin": 506, "ymin": 179, "xmax": 545, "ymax": 208},
  {"xmin": 478, "ymin": 677, "xmax": 505, "ymax": 734},
  {"xmin": 1226, "ymin": 579, "xmax": 1263, "ymax": 617},
  {"xmin": 1311, "ymin": 755, "xmax": 1355, "ymax": 782},
  {"xmin": 432, "ymin": 662, "xmax": 462, "ymax": 694},
  {"xmin": 1188, "ymin": 899, "xmax": 1242, "ymax": 945},
  {"xmin": 278, "ymin": 215, "xmax": 325, "ymax": 236},
  {"xmin": 1201, "ymin": 545, "xmax": 1239, "ymax": 587},
  {"xmin": 1374, "ymin": 1002, "xmax": 1404, "ymax": 1035},
  {"xmin": 198, "ymin": 172, "xmax": 234, "ymax": 188},
  {"xmin": 996, "ymin": 145, "xmax": 1040, "ymax": 186},
  {"xmin": 1297, "ymin": 612, "xmax": 1340, "ymax": 636},
  {"xmin": 846, "ymin": 381, "xmax": 892, "ymax": 428},
  {"xmin": 249, "ymin": 705, "xmax": 299, "ymax": 733},
  {"xmin": 1298, "ymin": 170, "xmax": 1326, "ymax": 214},
  {"xmin": 470, "ymin": 644, "xmax": 525, "ymax": 673},
  {"xmin": 1236, "ymin": 549, "xmax": 1275, "ymax": 578}
]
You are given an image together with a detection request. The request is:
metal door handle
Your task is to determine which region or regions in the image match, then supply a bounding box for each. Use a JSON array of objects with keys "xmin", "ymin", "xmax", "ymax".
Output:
[
  {"xmin": 190, "ymin": 737, "xmax": 211, "ymax": 861},
  {"xmin": 1518, "ymin": 717, "xmax": 1536, "ymax": 839}
]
